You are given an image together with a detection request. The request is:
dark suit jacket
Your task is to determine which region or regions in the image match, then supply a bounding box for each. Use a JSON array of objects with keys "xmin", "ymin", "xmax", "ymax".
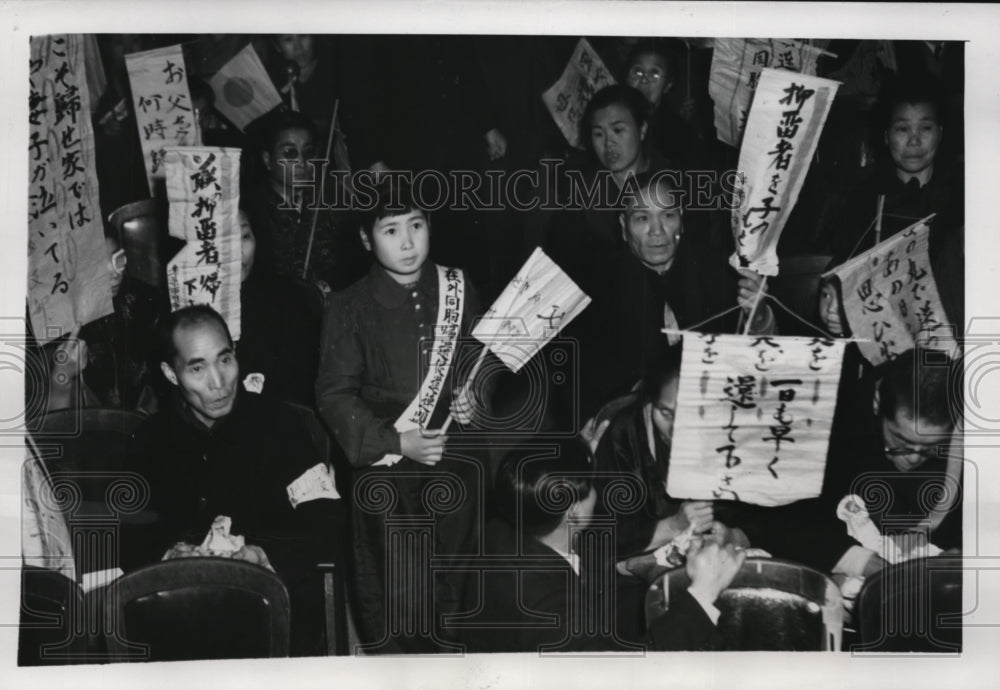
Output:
[
  {"xmin": 462, "ymin": 519, "xmax": 719, "ymax": 652},
  {"xmin": 648, "ymin": 587, "xmax": 723, "ymax": 651}
]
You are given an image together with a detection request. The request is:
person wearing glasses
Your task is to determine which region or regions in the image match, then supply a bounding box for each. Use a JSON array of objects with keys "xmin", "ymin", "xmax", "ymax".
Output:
[
  {"xmin": 623, "ymin": 38, "xmax": 710, "ymax": 171},
  {"xmin": 592, "ymin": 346, "xmax": 761, "ymax": 642},
  {"xmin": 775, "ymin": 347, "xmax": 961, "ymax": 579}
]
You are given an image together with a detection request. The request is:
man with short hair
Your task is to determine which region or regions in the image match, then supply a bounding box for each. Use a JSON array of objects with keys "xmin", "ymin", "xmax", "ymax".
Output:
[
  {"xmin": 771, "ymin": 348, "xmax": 961, "ymax": 577},
  {"xmin": 124, "ymin": 305, "xmax": 342, "ymax": 656}
]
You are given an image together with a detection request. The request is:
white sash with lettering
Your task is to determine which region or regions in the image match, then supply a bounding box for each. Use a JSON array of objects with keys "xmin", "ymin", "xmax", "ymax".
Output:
[{"xmin": 375, "ymin": 265, "xmax": 465, "ymax": 467}]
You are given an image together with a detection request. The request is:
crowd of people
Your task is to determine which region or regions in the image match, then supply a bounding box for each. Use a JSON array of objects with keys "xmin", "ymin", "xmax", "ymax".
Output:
[{"xmin": 25, "ymin": 35, "xmax": 964, "ymax": 657}]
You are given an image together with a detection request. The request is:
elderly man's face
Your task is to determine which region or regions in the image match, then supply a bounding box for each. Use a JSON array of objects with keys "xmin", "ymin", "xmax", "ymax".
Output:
[
  {"xmin": 162, "ymin": 320, "xmax": 239, "ymax": 429},
  {"xmin": 620, "ymin": 180, "xmax": 683, "ymax": 272}
]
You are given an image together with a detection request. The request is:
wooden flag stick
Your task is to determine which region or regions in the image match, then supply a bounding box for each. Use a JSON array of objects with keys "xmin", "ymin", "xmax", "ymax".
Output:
[
  {"xmin": 874, "ymin": 193, "xmax": 885, "ymax": 245},
  {"xmin": 741, "ymin": 277, "xmax": 768, "ymax": 336},
  {"xmin": 301, "ymin": 98, "xmax": 339, "ymax": 281},
  {"xmin": 439, "ymin": 345, "xmax": 490, "ymax": 435}
]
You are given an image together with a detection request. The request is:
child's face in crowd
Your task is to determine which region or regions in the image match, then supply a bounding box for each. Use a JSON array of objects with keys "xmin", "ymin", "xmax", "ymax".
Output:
[
  {"xmin": 885, "ymin": 102, "xmax": 942, "ymax": 179},
  {"xmin": 626, "ymin": 52, "xmax": 672, "ymax": 107},
  {"xmin": 818, "ymin": 281, "xmax": 844, "ymax": 335},
  {"xmin": 238, "ymin": 211, "xmax": 256, "ymax": 282},
  {"xmin": 265, "ymin": 127, "xmax": 317, "ymax": 190},
  {"xmin": 590, "ymin": 103, "xmax": 647, "ymax": 174},
  {"xmin": 621, "ymin": 181, "xmax": 683, "ymax": 272},
  {"xmin": 277, "ymin": 34, "xmax": 315, "ymax": 69},
  {"xmin": 363, "ymin": 210, "xmax": 431, "ymax": 284}
]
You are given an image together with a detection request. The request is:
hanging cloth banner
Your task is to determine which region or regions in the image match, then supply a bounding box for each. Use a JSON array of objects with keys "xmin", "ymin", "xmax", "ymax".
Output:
[
  {"xmin": 824, "ymin": 217, "xmax": 959, "ymax": 366},
  {"xmin": 126, "ymin": 44, "xmax": 198, "ymax": 194},
  {"xmin": 666, "ymin": 333, "xmax": 846, "ymax": 507},
  {"xmin": 542, "ymin": 38, "xmax": 617, "ymax": 149},
  {"xmin": 730, "ymin": 68, "xmax": 840, "ymax": 277},
  {"xmin": 709, "ymin": 38, "xmax": 825, "ymax": 148},
  {"xmin": 28, "ymin": 34, "xmax": 114, "ymax": 344},
  {"xmin": 164, "ymin": 147, "xmax": 242, "ymax": 340}
]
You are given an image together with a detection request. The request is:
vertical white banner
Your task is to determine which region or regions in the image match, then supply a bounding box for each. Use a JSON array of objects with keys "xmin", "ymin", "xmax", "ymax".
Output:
[
  {"xmin": 126, "ymin": 44, "xmax": 198, "ymax": 194},
  {"xmin": 28, "ymin": 34, "xmax": 113, "ymax": 344},
  {"xmin": 164, "ymin": 147, "xmax": 242, "ymax": 340},
  {"xmin": 730, "ymin": 69, "xmax": 840, "ymax": 277},
  {"xmin": 709, "ymin": 38, "xmax": 824, "ymax": 147}
]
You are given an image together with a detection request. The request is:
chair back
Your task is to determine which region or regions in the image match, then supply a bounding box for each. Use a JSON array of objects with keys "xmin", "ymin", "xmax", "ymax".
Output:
[
  {"xmin": 854, "ymin": 556, "xmax": 962, "ymax": 652},
  {"xmin": 32, "ymin": 408, "xmax": 150, "ymax": 578},
  {"xmin": 18, "ymin": 565, "xmax": 86, "ymax": 666},
  {"xmin": 33, "ymin": 408, "xmax": 147, "ymax": 513},
  {"xmin": 647, "ymin": 558, "xmax": 844, "ymax": 651},
  {"xmin": 104, "ymin": 558, "xmax": 290, "ymax": 661}
]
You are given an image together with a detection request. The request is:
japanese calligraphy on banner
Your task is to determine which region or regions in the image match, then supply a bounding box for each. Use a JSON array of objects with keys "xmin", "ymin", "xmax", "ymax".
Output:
[
  {"xmin": 164, "ymin": 147, "xmax": 242, "ymax": 340},
  {"xmin": 825, "ymin": 218, "xmax": 958, "ymax": 366},
  {"xmin": 472, "ymin": 247, "xmax": 591, "ymax": 372},
  {"xmin": 709, "ymin": 38, "xmax": 825, "ymax": 147},
  {"xmin": 666, "ymin": 333, "xmax": 846, "ymax": 507},
  {"xmin": 542, "ymin": 38, "xmax": 616, "ymax": 149},
  {"xmin": 28, "ymin": 34, "xmax": 113, "ymax": 344},
  {"xmin": 207, "ymin": 43, "xmax": 282, "ymax": 131},
  {"xmin": 126, "ymin": 44, "xmax": 198, "ymax": 194},
  {"xmin": 730, "ymin": 69, "xmax": 840, "ymax": 276}
]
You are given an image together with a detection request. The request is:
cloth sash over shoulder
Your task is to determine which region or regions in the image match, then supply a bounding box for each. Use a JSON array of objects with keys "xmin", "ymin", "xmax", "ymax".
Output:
[{"xmin": 374, "ymin": 265, "xmax": 465, "ymax": 466}]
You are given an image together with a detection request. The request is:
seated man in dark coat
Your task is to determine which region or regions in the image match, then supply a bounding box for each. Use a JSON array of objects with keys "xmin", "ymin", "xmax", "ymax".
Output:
[
  {"xmin": 564, "ymin": 170, "xmax": 776, "ymax": 423},
  {"xmin": 462, "ymin": 437, "xmax": 740, "ymax": 653},
  {"xmin": 775, "ymin": 347, "xmax": 961, "ymax": 578},
  {"xmin": 122, "ymin": 305, "xmax": 343, "ymax": 656}
]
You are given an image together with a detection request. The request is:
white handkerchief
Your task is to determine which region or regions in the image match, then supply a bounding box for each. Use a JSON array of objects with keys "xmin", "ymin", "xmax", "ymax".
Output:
[
  {"xmin": 200, "ymin": 515, "xmax": 244, "ymax": 555},
  {"xmin": 243, "ymin": 372, "xmax": 265, "ymax": 394},
  {"xmin": 837, "ymin": 494, "xmax": 884, "ymax": 552},
  {"xmin": 287, "ymin": 462, "xmax": 341, "ymax": 507}
]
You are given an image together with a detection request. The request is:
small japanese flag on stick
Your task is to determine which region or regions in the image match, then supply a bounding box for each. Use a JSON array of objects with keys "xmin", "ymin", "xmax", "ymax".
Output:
[
  {"xmin": 440, "ymin": 248, "xmax": 591, "ymax": 432},
  {"xmin": 208, "ymin": 43, "xmax": 283, "ymax": 132}
]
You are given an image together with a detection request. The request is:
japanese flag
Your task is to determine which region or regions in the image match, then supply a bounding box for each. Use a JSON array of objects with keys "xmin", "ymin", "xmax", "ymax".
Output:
[{"xmin": 208, "ymin": 44, "xmax": 283, "ymax": 131}]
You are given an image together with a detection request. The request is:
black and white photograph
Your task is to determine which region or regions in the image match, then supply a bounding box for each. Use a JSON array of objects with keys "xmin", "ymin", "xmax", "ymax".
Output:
[{"xmin": 3, "ymin": 2, "xmax": 999, "ymax": 688}]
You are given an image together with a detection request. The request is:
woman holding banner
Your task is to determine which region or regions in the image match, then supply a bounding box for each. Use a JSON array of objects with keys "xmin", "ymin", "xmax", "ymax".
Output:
[{"xmin": 816, "ymin": 79, "xmax": 964, "ymax": 335}]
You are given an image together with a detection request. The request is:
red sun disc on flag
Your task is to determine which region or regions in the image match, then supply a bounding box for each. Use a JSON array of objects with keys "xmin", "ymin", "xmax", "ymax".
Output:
[{"xmin": 223, "ymin": 77, "xmax": 255, "ymax": 107}]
